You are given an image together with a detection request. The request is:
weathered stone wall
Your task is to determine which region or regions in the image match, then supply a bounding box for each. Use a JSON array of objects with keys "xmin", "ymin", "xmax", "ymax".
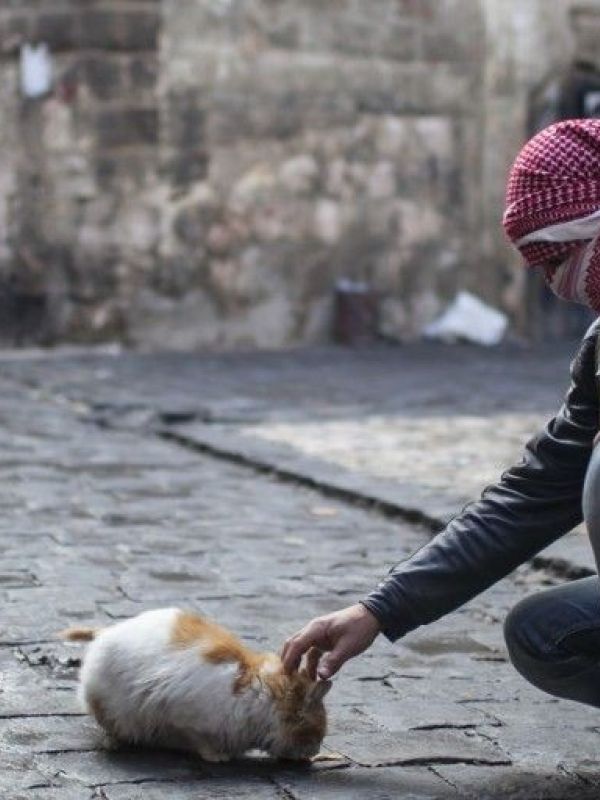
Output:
[
  {"xmin": 150, "ymin": 0, "xmax": 483, "ymax": 348},
  {"xmin": 0, "ymin": 0, "xmax": 161, "ymax": 343},
  {"xmin": 0, "ymin": 1, "xmax": 597, "ymax": 348}
]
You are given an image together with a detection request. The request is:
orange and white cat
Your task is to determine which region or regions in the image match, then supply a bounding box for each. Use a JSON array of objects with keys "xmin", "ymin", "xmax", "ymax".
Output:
[{"xmin": 61, "ymin": 608, "xmax": 330, "ymax": 762}]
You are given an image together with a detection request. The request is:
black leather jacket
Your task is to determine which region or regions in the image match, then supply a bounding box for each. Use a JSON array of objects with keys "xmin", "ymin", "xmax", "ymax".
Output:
[{"xmin": 362, "ymin": 320, "xmax": 600, "ymax": 642}]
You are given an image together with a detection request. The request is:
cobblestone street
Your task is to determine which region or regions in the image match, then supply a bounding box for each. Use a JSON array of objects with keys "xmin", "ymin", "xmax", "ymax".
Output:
[{"xmin": 2, "ymin": 340, "xmax": 600, "ymax": 799}]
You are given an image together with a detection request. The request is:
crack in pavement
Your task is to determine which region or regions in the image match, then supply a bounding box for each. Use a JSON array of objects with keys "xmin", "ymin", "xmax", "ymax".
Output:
[
  {"xmin": 36, "ymin": 748, "xmax": 98, "ymax": 755},
  {"xmin": 557, "ymin": 762, "xmax": 593, "ymax": 786},
  {"xmin": 14, "ymin": 647, "xmax": 81, "ymax": 671},
  {"xmin": 268, "ymin": 775, "xmax": 299, "ymax": 800},
  {"xmin": 350, "ymin": 755, "xmax": 513, "ymax": 768},
  {"xmin": 158, "ymin": 428, "xmax": 441, "ymax": 529},
  {"xmin": 531, "ymin": 554, "xmax": 595, "ymax": 580},
  {"xmin": 409, "ymin": 723, "xmax": 480, "ymax": 731},
  {"xmin": 428, "ymin": 764, "xmax": 459, "ymax": 792},
  {"xmin": 0, "ymin": 713, "xmax": 86, "ymax": 719}
]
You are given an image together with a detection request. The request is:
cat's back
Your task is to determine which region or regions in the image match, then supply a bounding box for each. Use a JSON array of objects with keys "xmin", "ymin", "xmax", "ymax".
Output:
[
  {"xmin": 78, "ymin": 608, "xmax": 261, "ymax": 747},
  {"xmin": 81, "ymin": 607, "xmax": 180, "ymax": 683}
]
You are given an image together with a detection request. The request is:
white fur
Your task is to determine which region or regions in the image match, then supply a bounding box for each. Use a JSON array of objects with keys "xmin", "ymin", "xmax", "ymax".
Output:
[{"xmin": 76, "ymin": 608, "xmax": 324, "ymax": 761}]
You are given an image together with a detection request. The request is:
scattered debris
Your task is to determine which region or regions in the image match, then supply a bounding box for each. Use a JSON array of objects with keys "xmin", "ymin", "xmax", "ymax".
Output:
[
  {"xmin": 309, "ymin": 505, "xmax": 339, "ymax": 518},
  {"xmin": 20, "ymin": 43, "xmax": 53, "ymax": 99},
  {"xmin": 423, "ymin": 291, "xmax": 508, "ymax": 346},
  {"xmin": 333, "ymin": 279, "xmax": 379, "ymax": 345}
]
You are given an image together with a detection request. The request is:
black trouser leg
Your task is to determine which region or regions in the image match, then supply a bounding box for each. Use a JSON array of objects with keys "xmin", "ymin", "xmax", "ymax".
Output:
[{"xmin": 504, "ymin": 445, "xmax": 600, "ymax": 707}]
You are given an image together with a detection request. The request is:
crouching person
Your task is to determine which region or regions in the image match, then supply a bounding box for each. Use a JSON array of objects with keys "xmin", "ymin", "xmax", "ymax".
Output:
[{"xmin": 283, "ymin": 120, "xmax": 600, "ymax": 712}]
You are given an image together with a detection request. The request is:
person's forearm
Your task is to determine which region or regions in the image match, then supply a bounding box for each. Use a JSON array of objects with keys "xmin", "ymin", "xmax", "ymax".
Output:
[
  {"xmin": 363, "ymin": 467, "xmax": 585, "ymax": 640},
  {"xmin": 364, "ymin": 328, "xmax": 599, "ymax": 642}
]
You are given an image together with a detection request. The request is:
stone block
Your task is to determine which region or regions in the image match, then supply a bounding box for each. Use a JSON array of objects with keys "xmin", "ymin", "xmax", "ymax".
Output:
[
  {"xmin": 238, "ymin": 2, "xmax": 303, "ymax": 49},
  {"xmin": 0, "ymin": 13, "xmax": 30, "ymax": 56},
  {"xmin": 96, "ymin": 107, "xmax": 159, "ymax": 148},
  {"xmin": 279, "ymin": 154, "xmax": 319, "ymax": 195},
  {"xmin": 0, "ymin": 715, "xmax": 96, "ymax": 756},
  {"xmin": 165, "ymin": 90, "xmax": 206, "ymax": 149},
  {"xmin": 210, "ymin": 88, "xmax": 353, "ymax": 144},
  {"xmin": 264, "ymin": 19, "xmax": 300, "ymax": 49},
  {"xmin": 95, "ymin": 151, "xmax": 157, "ymax": 189},
  {"xmin": 302, "ymin": 10, "xmax": 419, "ymax": 62},
  {"xmin": 314, "ymin": 199, "xmax": 343, "ymax": 245},
  {"xmin": 80, "ymin": 55, "xmax": 123, "ymax": 101},
  {"xmin": 165, "ymin": 150, "xmax": 209, "ymax": 189},
  {"xmin": 127, "ymin": 288, "xmax": 223, "ymax": 350},
  {"xmin": 129, "ymin": 54, "xmax": 158, "ymax": 92},
  {"xmin": 35, "ymin": 12, "xmax": 77, "ymax": 52},
  {"xmin": 379, "ymin": 23, "xmax": 422, "ymax": 62},
  {"xmin": 397, "ymin": 0, "xmax": 437, "ymax": 19},
  {"xmin": 172, "ymin": 202, "xmax": 215, "ymax": 247},
  {"xmin": 279, "ymin": 766, "xmax": 456, "ymax": 800},
  {"xmin": 436, "ymin": 764, "xmax": 599, "ymax": 800},
  {"xmin": 0, "ymin": 752, "xmax": 49, "ymax": 796},
  {"xmin": 0, "ymin": 282, "xmax": 51, "ymax": 346},
  {"xmin": 326, "ymin": 709, "xmax": 509, "ymax": 768},
  {"xmin": 104, "ymin": 778, "xmax": 280, "ymax": 799},
  {"xmin": 33, "ymin": 750, "xmax": 205, "ymax": 789},
  {"xmin": 68, "ymin": 248, "xmax": 121, "ymax": 301},
  {"xmin": 421, "ymin": 30, "xmax": 484, "ymax": 63},
  {"xmin": 422, "ymin": 0, "xmax": 485, "ymax": 62},
  {"xmin": 79, "ymin": 10, "xmax": 160, "ymax": 52}
]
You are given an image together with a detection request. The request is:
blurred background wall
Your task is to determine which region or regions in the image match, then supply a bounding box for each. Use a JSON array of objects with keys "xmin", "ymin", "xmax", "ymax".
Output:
[{"xmin": 0, "ymin": 0, "xmax": 598, "ymax": 348}]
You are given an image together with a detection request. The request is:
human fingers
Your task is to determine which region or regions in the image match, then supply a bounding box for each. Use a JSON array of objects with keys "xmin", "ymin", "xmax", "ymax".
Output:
[
  {"xmin": 281, "ymin": 620, "xmax": 326, "ymax": 674},
  {"xmin": 317, "ymin": 605, "xmax": 381, "ymax": 679},
  {"xmin": 316, "ymin": 635, "xmax": 355, "ymax": 680},
  {"xmin": 305, "ymin": 646, "xmax": 323, "ymax": 680}
]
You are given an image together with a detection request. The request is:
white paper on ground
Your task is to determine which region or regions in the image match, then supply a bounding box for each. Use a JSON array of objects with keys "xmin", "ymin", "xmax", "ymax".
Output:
[
  {"xmin": 20, "ymin": 43, "xmax": 53, "ymax": 99},
  {"xmin": 423, "ymin": 290, "xmax": 508, "ymax": 346}
]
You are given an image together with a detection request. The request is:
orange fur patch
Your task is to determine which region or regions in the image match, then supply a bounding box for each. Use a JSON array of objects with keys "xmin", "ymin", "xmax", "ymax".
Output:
[
  {"xmin": 263, "ymin": 668, "xmax": 328, "ymax": 748},
  {"xmin": 58, "ymin": 626, "xmax": 99, "ymax": 642},
  {"xmin": 172, "ymin": 612, "xmax": 327, "ymax": 754},
  {"xmin": 170, "ymin": 611, "xmax": 268, "ymax": 694}
]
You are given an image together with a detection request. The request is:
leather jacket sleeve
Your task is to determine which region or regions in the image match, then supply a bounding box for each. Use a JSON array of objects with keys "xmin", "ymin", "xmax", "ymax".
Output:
[{"xmin": 362, "ymin": 324, "xmax": 600, "ymax": 642}]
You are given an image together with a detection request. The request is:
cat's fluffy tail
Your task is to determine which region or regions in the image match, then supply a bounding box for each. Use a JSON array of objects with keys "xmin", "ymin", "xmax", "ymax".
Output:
[{"xmin": 59, "ymin": 626, "xmax": 100, "ymax": 642}]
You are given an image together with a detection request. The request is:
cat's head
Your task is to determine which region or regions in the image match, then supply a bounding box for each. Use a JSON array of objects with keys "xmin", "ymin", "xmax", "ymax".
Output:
[{"xmin": 263, "ymin": 664, "xmax": 331, "ymax": 760}]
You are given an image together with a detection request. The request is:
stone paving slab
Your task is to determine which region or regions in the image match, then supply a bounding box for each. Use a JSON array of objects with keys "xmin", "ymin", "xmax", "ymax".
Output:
[
  {"xmin": 102, "ymin": 779, "xmax": 282, "ymax": 799},
  {"xmin": 433, "ymin": 764, "xmax": 600, "ymax": 800},
  {"xmin": 325, "ymin": 709, "xmax": 510, "ymax": 767},
  {"xmin": 278, "ymin": 765, "xmax": 457, "ymax": 799}
]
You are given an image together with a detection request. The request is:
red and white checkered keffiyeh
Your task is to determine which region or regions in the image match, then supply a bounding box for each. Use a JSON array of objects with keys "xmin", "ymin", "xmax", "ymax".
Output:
[{"xmin": 503, "ymin": 119, "xmax": 600, "ymax": 311}]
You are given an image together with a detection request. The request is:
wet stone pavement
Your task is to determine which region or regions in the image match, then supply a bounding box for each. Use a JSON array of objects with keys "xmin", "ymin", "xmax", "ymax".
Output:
[{"xmin": 1, "ymin": 341, "xmax": 600, "ymax": 799}]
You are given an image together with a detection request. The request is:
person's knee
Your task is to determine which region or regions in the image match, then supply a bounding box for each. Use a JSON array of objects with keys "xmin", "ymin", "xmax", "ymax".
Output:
[
  {"xmin": 504, "ymin": 594, "xmax": 562, "ymax": 687},
  {"xmin": 505, "ymin": 580, "xmax": 600, "ymax": 707},
  {"xmin": 504, "ymin": 595, "xmax": 537, "ymax": 663}
]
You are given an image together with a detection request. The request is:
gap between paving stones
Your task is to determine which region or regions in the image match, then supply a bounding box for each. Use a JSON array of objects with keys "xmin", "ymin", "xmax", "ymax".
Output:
[{"xmin": 156, "ymin": 423, "xmax": 587, "ymax": 585}]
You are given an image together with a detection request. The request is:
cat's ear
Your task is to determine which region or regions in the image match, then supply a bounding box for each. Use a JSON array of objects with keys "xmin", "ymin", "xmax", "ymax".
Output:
[{"xmin": 306, "ymin": 679, "xmax": 331, "ymax": 705}]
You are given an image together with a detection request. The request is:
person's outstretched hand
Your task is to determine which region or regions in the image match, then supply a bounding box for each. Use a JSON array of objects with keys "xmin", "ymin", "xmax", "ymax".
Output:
[{"xmin": 281, "ymin": 603, "xmax": 381, "ymax": 680}]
